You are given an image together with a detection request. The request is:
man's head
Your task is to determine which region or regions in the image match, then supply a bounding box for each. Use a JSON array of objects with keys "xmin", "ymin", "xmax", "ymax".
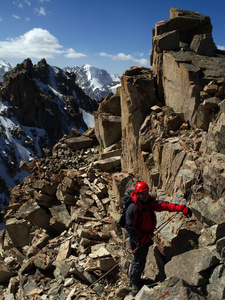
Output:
[{"xmin": 134, "ymin": 182, "xmax": 149, "ymax": 202}]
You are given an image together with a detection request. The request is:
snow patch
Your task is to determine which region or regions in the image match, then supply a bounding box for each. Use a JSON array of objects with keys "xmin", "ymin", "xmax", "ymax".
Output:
[
  {"xmin": 80, "ymin": 109, "xmax": 95, "ymax": 128},
  {"xmin": 0, "ymin": 59, "xmax": 13, "ymax": 82}
]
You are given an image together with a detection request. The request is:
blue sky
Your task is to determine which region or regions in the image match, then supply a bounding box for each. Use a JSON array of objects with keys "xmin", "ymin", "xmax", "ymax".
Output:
[{"xmin": 0, "ymin": 0, "xmax": 225, "ymax": 75}]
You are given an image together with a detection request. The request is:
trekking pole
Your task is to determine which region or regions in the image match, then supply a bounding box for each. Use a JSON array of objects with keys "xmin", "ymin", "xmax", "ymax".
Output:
[{"xmin": 153, "ymin": 211, "xmax": 179, "ymax": 234}]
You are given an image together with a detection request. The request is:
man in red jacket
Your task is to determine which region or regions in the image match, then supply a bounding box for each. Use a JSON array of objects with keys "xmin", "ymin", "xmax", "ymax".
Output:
[{"xmin": 125, "ymin": 181, "xmax": 192, "ymax": 296}]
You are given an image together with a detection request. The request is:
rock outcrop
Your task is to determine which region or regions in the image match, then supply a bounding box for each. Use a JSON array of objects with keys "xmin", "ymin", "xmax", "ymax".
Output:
[
  {"xmin": 1, "ymin": 7, "xmax": 225, "ymax": 300},
  {"xmin": 151, "ymin": 8, "xmax": 225, "ymax": 127}
]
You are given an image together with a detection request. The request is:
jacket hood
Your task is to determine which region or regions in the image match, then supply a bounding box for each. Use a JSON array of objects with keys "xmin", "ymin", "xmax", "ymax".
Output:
[{"xmin": 131, "ymin": 191, "xmax": 138, "ymax": 204}]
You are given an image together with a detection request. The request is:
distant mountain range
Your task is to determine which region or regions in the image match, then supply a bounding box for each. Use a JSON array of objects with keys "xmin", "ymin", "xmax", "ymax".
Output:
[{"xmin": 64, "ymin": 64, "xmax": 121, "ymax": 100}]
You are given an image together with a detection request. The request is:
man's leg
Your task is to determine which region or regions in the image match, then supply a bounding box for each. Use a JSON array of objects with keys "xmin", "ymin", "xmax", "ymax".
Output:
[{"xmin": 129, "ymin": 242, "xmax": 149, "ymax": 292}]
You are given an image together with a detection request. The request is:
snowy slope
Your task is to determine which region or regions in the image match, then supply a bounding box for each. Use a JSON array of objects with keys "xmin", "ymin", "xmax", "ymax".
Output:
[
  {"xmin": 0, "ymin": 101, "xmax": 49, "ymax": 205},
  {"xmin": 64, "ymin": 64, "xmax": 121, "ymax": 100},
  {"xmin": 0, "ymin": 59, "xmax": 12, "ymax": 82}
]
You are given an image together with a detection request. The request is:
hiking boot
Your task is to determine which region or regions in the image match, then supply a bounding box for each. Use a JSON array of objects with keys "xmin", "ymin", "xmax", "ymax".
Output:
[{"xmin": 130, "ymin": 284, "xmax": 139, "ymax": 296}]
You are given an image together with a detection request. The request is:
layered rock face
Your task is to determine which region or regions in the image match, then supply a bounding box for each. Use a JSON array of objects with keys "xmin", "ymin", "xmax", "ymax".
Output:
[
  {"xmin": 151, "ymin": 8, "xmax": 225, "ymax": 127},
  {"xmin": 1, "ymin": 8, "xmax": 225, "ymax": 300},
  {"xmin": 118, "ymin": 8, "xmax": 225, "ymax": 199}
]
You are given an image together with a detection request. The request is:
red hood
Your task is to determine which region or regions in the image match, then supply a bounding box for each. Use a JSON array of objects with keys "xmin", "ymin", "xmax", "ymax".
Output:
[{"xmin": 131, "ymin": 191, "xmax": 138, "ymax": 204}]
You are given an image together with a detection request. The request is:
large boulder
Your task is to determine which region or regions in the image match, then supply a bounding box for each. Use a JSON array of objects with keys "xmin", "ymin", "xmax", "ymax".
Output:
[
  {"xmin": 94, "ymin": 91, "xmax": 122, "ymax": 148},
  {"xmin": 165, "ymin": 246, "xmax": 220, "ymax": 286},
  {"xmin": 97, "ymin": 91, "xmax": 121, "ymax": 116},
  {"xmin": 94, "ymin": 113, "xmax": 121, "ymax": 148}
]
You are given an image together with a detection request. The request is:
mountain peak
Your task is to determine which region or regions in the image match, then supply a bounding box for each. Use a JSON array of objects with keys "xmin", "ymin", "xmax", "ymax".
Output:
[{"xmin": 64, "ymin": 64, "xmax": 120, "ymax": 100}]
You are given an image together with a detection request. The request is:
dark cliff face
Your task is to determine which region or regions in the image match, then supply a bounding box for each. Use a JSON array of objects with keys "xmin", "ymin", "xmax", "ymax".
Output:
[{"xmin": 0, "ymin": 58, "xmax": 100, "ymax": 146}]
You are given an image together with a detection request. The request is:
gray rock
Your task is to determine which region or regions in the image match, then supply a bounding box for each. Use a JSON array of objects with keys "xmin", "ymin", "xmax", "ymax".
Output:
[
  {"xmin": 16, "ymin": 199, "xmax": 52, "ymax": 232},
  {"xmin": 191, "ymin": 197, "xmax": 225, "ymax": 226},
  {"xmin": 5, "ymin": 218, "xmax": 32, "ymax": 249},
  {"xmin": 144, "ymin": 245, "xmax": 165, "ymax": 282},
  {"xmin": 165, "ymin": 246, "xmax": 219, "ymax": 286},
  {"xmin": 49, "ymin": 203, "xmax": 71, "ymax": 233},
  {"xmin": 207, "ymin": 264, "xmax": 225, "ymax": 299},
  {"xmin": 136, "ymin": 277, "xmax": 207, "ymax": 300}
]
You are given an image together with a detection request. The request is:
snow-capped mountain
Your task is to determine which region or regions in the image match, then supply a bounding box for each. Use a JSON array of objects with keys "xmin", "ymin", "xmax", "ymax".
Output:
[
  {"xmin": 0, "ymin": 58, "xmax": 98, "ymax": 205},
  {"xmin": 0, "ymin": 59, "xmax": 12, "ymax": 82},
  {"xmin": 64, "ymin": 64, "xmax": 121, "ymax": 100}
]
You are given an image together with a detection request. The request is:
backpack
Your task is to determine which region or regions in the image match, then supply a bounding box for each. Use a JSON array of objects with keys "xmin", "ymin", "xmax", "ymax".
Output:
[{"xmin": 119, "ymin": 189, "xmax": 134, "ymax": 228}]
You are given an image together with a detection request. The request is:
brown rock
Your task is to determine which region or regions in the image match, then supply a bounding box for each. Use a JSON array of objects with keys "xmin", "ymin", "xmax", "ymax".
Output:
[
  {"xmin": 64, "ymin": 136, "xmax": 93, "ymax": 150},
  {"xmin": 0, "ymin": 258, "xmax": 15, "ymax": 283},
  {"xmin": 94, "ymin": 113, "xmax": 122, "ymax": 148}
]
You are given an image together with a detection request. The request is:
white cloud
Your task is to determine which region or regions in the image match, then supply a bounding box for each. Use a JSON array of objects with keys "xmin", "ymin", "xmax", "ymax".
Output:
[
  {"xmin": 99, "ymin": 51, "xmax": 149, "ymax": 65},
  {"xmin": 13, "ymin": 1, "xmax": 23, "ymax": 8},
  {"xmin": 0, "ymin": 28, "xmax": 63, "ymax": 58},
  {"xmin": 0, "ymin": 18, "xmax": 3, "ymax": 22},
  {"xmin": 217, "ymin": 45, "xmax": 225, "ymax": 51},
  {"xmin": 25, "ymin": 17, "xmax": 30, "ymax": 21},
  {"xmin": 64, "ymin": 48, "xmax": 86, "ymax": 58},
  {"xmin": 34, "ymin": 7, "xmax": 47, "ymax": 16},
  {"xmin": 13, "ymin": 15, "xmax": 20, "ymax": 19},
  {"xmin": 0, "ymin": 28, "xmax": 87, "ymax": 60},
  {"xmin": 25, "ymin": 0, "xmax": 31, "ymax": 6},
  {"xmin": 39, "ymin": 0, "xmax": 50, "ymax": 2}
]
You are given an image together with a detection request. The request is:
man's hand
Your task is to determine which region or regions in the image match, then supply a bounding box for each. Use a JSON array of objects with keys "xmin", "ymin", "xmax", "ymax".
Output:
[
  {"xmin": 176, "ymin": 204, "xmax": 193, "ymax": 218},
  {"xmin": 182, "ymin": 206, "xmax": 192, "ymax": 218}
]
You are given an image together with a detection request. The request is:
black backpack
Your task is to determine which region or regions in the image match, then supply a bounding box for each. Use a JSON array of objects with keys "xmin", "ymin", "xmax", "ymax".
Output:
[{"xmin": 119, "ymin": 189, "xmax": 134, "ymax": 228}]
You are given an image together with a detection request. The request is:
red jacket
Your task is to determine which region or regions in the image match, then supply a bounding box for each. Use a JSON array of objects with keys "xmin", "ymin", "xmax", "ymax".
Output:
[{"xmin": 125, "ymin": 191, "xmax": 184, "ymax": 244}]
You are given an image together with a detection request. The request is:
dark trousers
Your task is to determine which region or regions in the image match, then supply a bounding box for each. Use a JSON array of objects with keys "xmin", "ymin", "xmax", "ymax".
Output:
[{"xmin": 129, "ymin": 239, "xmax": 150, "ymax": 286}]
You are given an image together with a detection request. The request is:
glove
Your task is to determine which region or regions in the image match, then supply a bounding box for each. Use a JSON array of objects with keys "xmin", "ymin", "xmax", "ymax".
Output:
[
  {"xmin": 176, "ymin": 205, "xmax": 192, "ymax": 218},
  {"xmin": 182, "ymin": 207, "xmax": 192, "ymax": 218}
]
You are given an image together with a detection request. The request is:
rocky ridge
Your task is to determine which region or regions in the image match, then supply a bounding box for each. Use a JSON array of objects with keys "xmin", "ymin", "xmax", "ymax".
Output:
[
  {"xmin": 0, "ymin": 8, "xmax": 225, "ymax": 300},
  {"xmin": 0, "ymin": 58, "xmax": 98, "ymax": 204}
]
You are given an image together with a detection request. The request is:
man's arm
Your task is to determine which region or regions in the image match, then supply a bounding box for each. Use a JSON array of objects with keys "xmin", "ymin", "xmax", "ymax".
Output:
[
  {"xmin": 125, "ymin": 203, "xmax": 143, "ymax": 242},
  {"xmin": 153, "ymin": 200, "xmax": 192, "ymax": 217}
]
